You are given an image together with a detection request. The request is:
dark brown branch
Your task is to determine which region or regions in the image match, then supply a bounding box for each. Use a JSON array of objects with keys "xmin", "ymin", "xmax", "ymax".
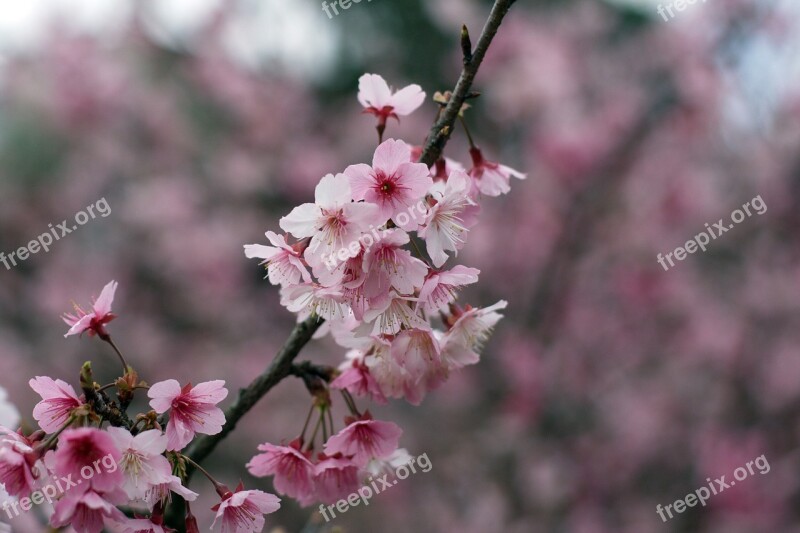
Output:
[
  {"xmin": 183, "ymin": 315, "xmax": 324, "ymax": 471},
  {"xmin": 419, "ymin": 0, "xmax": 518, "ymax": 167}
]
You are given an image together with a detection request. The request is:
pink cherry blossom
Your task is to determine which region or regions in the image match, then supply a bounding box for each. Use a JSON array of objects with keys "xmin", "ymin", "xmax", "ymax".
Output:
[
  {"xmin": 330, "ymin": 350, "xmax": 387, "ymax": 405},
  {"xmin": 419, "ymin": 170, "xmax": 481, "ymax": 267},
  {"xmin": 280, "ymin": 173, "xmax": 380, "ymax": 263},
  {"xmin": 444, "ymin": 300, "xmax": 508, "ymax": 351},
  {"xmin": 417, "ymin": 266, "xmax": 480, "ymax": 314},
  {"xmin": 361, "ymin": 292, "xmax": 428, "ymax": 336},
  {"xmin": 50, "ymin": 487, "xmax": 127, "ymax": 533},
  {"xmin": 361, "ymin": 228, "xmax": 428, "ymax": 299},
  {"xmin": 467, "ymin": 147, "xmax": 526, "ymax": 197},
  {"xmin": 211, "ymin": 486, "xmax": 281, "ymax": 533},
  {"xmin": 244, "ymin": 231, "xmax": 312, "ymax": 287},
  {"xmin": 323, "ymin": 413, "xmax": 402, "ymax": 467},
  {"xmin": 345, "ymin": 139, "xmax": 433, "ymax": 225},
  {"xmin": 0, "ymin": 430, "xmax": 37, "ymax": 498},
  {"xmin": 52, "ymin": 428, "xmax": 123, "ymax": 493},
  {"xmin": 246, "ymin": 441, "xmax": 316, "ymax": 506},
  {"xmin": 62, "ymin": 280, "xmax": 119, "ymax": 338},
  {"xmin": 29, "ymin": 376, "xmax": 83, "ymax": 433},
  {"xmin": 144, "ymin": 476, "xmax": 199, "ymax": 509},
  {"xmin": 107, "ymin": 427, "xmax": 173, "ymax": 502},
  {"xmin": 390, "ymin": 328, "xmax": 448, "ymax": 392},
  {"xmin": 312, "ymin": 454, "xmax": 360, "ymax": 504},
  {"xmin": 358, "ymin": 73, "xmax": 425, "ymax": 126},
  {"xmin": 148, "ymin": 380, "xmax": 228, "ymax": 451},
  {"xmin": 279, "ymin": 283, "xmax": 348, "ymax": 321}
]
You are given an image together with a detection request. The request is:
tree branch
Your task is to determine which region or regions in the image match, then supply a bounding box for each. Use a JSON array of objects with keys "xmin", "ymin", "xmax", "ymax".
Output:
[
  {"xmin": 419, "ymin": 0, "xmax": 517, "ymax": 167},
  {"xmin": 166, "ymin": 1, "xmax": 519, "ymax": 528}
]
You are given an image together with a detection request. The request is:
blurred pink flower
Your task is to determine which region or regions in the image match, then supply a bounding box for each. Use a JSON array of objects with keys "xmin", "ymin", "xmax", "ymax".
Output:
[
  {"xmin": 312, "ymin": 454, "xmax": 360, "ymax": 504},
  {"xmin": 323, "ymin": 413, "xmax": 403, "ymax": 467},
  {"xmin": 50, "ymin": 487, "xmax": 127, "ymax": 533},
  {"xmin": 52, "ymin": 428, "xmax": 123, "ymax": 493},
  {"xmin": 246, "ymin": 441, "xmax": 316, "ymax": 506}
]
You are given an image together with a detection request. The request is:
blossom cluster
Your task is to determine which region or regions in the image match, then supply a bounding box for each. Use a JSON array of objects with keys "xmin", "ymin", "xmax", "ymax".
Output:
[
  {"xmin": 0, "ymin": 73, "xmax": 521, "ymax": 532},
  {"xmin": 242, "ymin": 74, "xmax": 522, "ymax": 505},
  {"xmin": 2, "ymin": 282, "xmax": 278, "ymax": 533}
]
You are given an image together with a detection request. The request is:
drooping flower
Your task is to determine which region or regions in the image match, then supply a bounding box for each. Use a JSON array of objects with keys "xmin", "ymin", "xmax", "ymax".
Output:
[
  {"xmin": 313, "ymin": 454, "xmax": 360, "ymax": 504},
  {"xmin": 467, "ymin": 147, "xmax": 526, "ymax": 197},
  {"xmin": 52, "ymin": 428, "xmax": 123, "ymax": 493},
  {"xmin": 330, "ymin": 350, "xmax": 387, "ymax": 405},
  {"xmin": 0, "ymin": 432, "xmax": 37, "ymax": 498},
  {"xmin": 246, "ymin": 441, "xmax": 316, "ymax": 506},
  {"xmin": 29, "ymin": 376, "xmax": 83, "ymax": 433},
  {"xmin": 390, "ymin": 328, "xmax": 447, "ymax": 392},
  {"xmin": 62, "ymin": 280, "xmax": 119, "ymax": 338},
  {"xmin": 144, "ymin": 476, "xmax": 199, "ymax": 509},
  {"xmin": 50, "ymin": 487, "xmax": 127, "ymax": 533},
  {"xmin": 211, "ymin": 484, "xmax": 281, "ymax": 533},
  {"xmin": 148, "ymin": 380, "xmax": 228, "ymax": 451},
  {"xmin": 280, "ymin": 173, "xmax": 380, "ymax": 265},
  {"xmin": 419, "ymin": 170, "xmax": 480, "ymax": 267},
  {"xmin": 279, "ymin": 283, "xmax": 348, "ymax": 321},
  {"xmin": 345, "ymin": 139, "xmax": 433, "ymax": 226},
  {"xmin": 358, "ymin": 73, "xmax": 425, "ymax": 129},
  {"xmin": 106, "ymin": 427, "xmax": 173, "ymax": 502},
  {"xmin": 244, "ymin": 231, "xmax": 312, "ymax": 287},
  {"xmin": 323, "ymin": 413, "xmax": 402, "ymax": 467}
]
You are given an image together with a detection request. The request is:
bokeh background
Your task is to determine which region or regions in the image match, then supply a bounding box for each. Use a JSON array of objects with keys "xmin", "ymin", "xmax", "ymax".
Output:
[{"xmin": 1, "ymin": 0, "xmax": 800, "ymax": 531}]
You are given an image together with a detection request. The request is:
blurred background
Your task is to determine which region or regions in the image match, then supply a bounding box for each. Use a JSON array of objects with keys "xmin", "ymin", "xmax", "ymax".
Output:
[{"xmin": 1, "ymin": 0, "xmax": 800, "ymax": 531}]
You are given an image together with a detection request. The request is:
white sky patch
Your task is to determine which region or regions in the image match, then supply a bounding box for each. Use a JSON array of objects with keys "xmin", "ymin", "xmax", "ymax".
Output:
[{"xmin": 0, "ymin": 0, "xmax": 338, "ymax": 81}]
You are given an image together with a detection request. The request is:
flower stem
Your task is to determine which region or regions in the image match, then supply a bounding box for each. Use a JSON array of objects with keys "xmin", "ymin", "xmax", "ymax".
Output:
[{"xmin": 104, "ymin": 336, "xmax": 130, "ymax": 374}]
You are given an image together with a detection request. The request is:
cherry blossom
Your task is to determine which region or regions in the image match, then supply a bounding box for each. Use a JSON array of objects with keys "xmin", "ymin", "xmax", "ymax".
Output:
[
  {"xmin": 244, "ymin": 231, "xmax": 312, "ymax": 287},
  {"xmin": 148, "ymin": 380, "xmax": 228, "ymax": 451},
  {"xmin": 246, "ymin": 441, "xmax": 317, "ymax": 506},
  {"xmin": 358, "ymin": 73, "xmax": 425, "ymax": 129},
  {"xmin": 29, "ymin": 376, "xmax": 83, "ymax": 433},
  {"xmin": 62, "ymin": 280, "xmax": 119, "ymax": 338},
  {"xmin": 323, "ymin": 413, "xmax": 403, "ymax": 467},
  {"xmin": 211, "ymin": 485, "xmax": 281, "ymax": 533}
]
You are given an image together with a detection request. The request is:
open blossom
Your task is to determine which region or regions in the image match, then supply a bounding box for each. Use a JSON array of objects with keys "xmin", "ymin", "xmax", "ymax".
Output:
[
  {"xmin": 0, "ymin": 428, "xmax": 38, "ymax": 498},
  {"xmin": 62, "ymin": 280, "xmax": 119, "ymax": 338},
  {"xmin": 246, "ymin": 441, "xmax": 316, "ymax": 506},
  {"xmin": 148, "ymin": 380, "xmax": 228, "ymax": 451},
  {"xmin": 50, "ymin": 487, "xmax": 127, "ymax": 533},
  {"xmin": 211, "ymin": 485, "xmax": 281, "ymax": 533},
  {"xmin": 280, "ymin": 173, "xmax": 380, "ymax": 264},
  {"xmin": 419, "ymin": 170, "xmax": 480, "ymax": 267},
  {"xmin": 358, "ymin": 73, "xmax": 425, "ymax": 126},
  {"xmin": 361, "ymin": 229, "xmax": 428, "ymax": 299},
  {"xmin": 323, "ymin": 413, "xmax": 402, "ymax": 467},
  {"xmin": 313, "ymin": 454, "xmax": 360, "ymax": 504},
  {"xmin": 445, "ymin": 300, "xmax": 508, "ymax": 351},
  {"xmin": 107, "ymin": 427, "xmax": 173, "ymax": 501},
  {"xmin": 244, "ymin": 231, "xmax": 311, "ymax": 287},
  {"xmin": 52, "ymin": 428, "xmax": 123, "ymax": 493},
  {"xmin": 417, "ymin": 266, "xmax": 480, "ymax": 314},
  {"xmin": 468, "ymin": 147, "xmax": 526, "ymax": 197},
  {"xmin": 345, "ymin": 139, "xmax": 433, "ymax": 226},
  {"xmin": 29, "ymin": 376, "xmax": 83, "ymax": 433},
  {"xmin": 280, "ymin": 283, "xmax": 348, "ymax": 321},
  {"xmin": 330, "ymin": 350, "xmax": 387, "ymax": 404}
]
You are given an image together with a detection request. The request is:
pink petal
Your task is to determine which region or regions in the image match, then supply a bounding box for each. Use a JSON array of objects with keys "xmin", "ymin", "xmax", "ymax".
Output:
[
  {"xmin": 390, "ymin": 84, "xmax": 425, "ymax": 115},
  {"xmin": 314, "ymin": 173, "xmax": 352, "ymax": 209},
  {"xmin": 373, "ymin": 139, "xmax": 412, "ymax": 175},
  {"xmin": 147, "ymin": 379, "xmax": 181, "ymax": 413},
  {"xmin": 188, "ymin": 380, "xmax": 228, "ymax": 405},
  {"xmin": 92, "ymin": 280, "xmax": 118, "ymax": 317},
  {"xmin": 344, "ymin": 163, "xmax": 375, "ymax": 202},
  {"xmin": 357, "ymin": 73, "xmax": 392, "ymax": 109},
  {"xmin": 279, "ymin": 203, "xmax": 321, "ymax": 238}
]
